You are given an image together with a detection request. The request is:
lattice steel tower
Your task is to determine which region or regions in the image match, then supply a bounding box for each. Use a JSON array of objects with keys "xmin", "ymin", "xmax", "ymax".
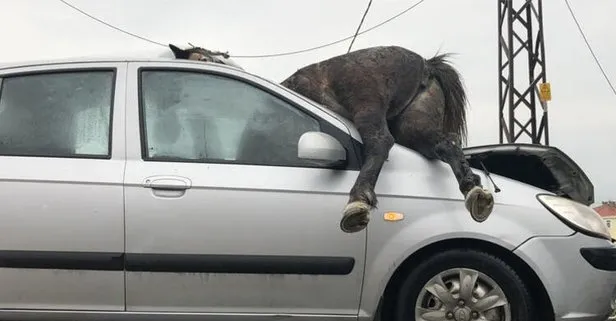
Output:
[{"xmin": 498, "ymin": 0, "xmax": 550, "ymax": 145}]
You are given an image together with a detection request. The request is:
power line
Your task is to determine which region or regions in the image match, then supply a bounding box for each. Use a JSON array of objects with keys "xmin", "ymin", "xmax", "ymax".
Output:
[
  {"xmin": 57, "ymin": 0, "xmax": 427, "ymax": 59},
  {"xmin": 233, "ymin": 0, "xmax": 426, "ymax": 58},
  {"xmin": 57, "ymin": 0, "xmax": 166, "ymax": 47},
  {"xmin": 563, "ymin": 0, "xmax": 616, "ymax": 97},
  {"xmin": 347, "ymin": 0, "xmax": 373, "ymax": 53}
]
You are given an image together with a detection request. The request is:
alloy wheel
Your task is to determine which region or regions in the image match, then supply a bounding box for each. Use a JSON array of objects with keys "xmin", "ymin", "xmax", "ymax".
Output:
[{"xmin": 415, "ymin": 267, "xmax": 511, "ymax": 321}]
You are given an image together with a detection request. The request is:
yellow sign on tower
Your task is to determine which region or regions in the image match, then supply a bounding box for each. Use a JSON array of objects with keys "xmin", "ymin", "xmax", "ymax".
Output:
[{"xmin": 539, "ymin": 82, "xmax": 551, "ymax": 102}]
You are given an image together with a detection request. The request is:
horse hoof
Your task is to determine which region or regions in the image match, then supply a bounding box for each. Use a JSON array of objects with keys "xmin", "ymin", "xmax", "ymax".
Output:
[
  {"xmin": 465, "ymin": 186, "xmax": 494, "ymax": 223},
  {"xmin": 340, "ymin": 201, "xmax": 371, "ymax": 233}
]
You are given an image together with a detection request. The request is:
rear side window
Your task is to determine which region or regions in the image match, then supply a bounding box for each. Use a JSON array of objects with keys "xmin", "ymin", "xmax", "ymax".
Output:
[{"xmin": 0, "ymin": 70, "xmax": 115, "ymax": 158}]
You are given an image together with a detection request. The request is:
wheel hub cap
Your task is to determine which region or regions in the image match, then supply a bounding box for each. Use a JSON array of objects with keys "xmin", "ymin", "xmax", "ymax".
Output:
[{"xmin": 454, "ymin": 307, "xmax": 471, "ymax": 321}]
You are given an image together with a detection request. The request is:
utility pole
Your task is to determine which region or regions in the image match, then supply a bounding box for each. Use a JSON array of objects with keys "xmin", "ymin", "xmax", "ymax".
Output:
[{"xmin": 498, "ymin": 0, "xmax": 550, "ymax": 145}]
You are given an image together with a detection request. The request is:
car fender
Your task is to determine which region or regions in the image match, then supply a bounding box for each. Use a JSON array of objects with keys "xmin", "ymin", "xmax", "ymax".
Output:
[{"xmin": 358, "ymin": 198, "xmax": 575, "ymax": 318}]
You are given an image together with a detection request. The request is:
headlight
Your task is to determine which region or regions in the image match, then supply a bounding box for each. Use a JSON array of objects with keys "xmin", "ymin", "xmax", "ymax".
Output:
[{"xmin": 537, "ymin": 194, "xmax": 611, "ymax": 240}]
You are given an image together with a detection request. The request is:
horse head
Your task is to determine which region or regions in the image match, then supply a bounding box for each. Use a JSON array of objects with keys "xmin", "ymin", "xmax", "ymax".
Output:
[{"xmin": 167, "ymin": 43, "xmax": 243, "ymax": 70}]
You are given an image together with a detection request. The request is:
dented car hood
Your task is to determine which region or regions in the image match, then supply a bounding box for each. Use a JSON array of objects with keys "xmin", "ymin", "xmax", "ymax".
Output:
[{"xmin": 463, "ymin": 143, "xmax": 594, "ymax": 206}]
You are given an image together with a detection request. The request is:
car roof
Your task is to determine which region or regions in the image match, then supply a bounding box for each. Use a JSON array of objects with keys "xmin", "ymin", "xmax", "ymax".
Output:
[{"xmin": 0, "ymin": 56, "xmax": 244, "ymax": 71}]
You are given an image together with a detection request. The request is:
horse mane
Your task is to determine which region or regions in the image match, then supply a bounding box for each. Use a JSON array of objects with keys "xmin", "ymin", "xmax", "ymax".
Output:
[
  {"xmin": 186, "ymin": 43, "xmax": 231, "ymax": 59},
  {"xmin": 173, "ymin": 43, "xmax": 245, "ymax": 70}
]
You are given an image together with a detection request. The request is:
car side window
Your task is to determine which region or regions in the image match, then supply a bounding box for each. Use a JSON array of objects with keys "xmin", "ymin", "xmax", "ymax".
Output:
[
  {"xmin": 0, "ymin": 70, "xmax": 115, "ymax": 158},
  {"xmin": 139, "ymin": 69, "xmax": 329, "ymax": 168}
]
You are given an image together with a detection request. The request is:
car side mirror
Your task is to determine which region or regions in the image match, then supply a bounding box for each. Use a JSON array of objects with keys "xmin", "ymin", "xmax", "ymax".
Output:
[{"xmin": 297, "ymin": 131, "xmax": 347, "ymax": 167}]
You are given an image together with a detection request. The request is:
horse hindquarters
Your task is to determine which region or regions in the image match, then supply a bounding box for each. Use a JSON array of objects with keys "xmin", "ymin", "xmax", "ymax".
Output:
[{"xmin": 390, "ymin": 80, "xmax": 494, "ymax": 223}]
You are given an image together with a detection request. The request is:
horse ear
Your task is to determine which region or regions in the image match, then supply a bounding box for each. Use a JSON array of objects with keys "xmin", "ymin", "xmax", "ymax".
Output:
[{"xmin": 168, "ymin": 44, "xmax": 188, "ymax": 59}]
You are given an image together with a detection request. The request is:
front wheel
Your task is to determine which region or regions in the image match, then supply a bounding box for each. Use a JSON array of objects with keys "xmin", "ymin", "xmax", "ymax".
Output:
[{"xmin": 394, "ymin": 248, "xmax": 534, "ymax": 321}]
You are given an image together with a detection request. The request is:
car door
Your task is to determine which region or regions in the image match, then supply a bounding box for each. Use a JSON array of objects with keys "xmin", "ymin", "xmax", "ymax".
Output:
[
  {"xmin": 0, "ymin": 62, "xmax": 127, "ymax": 310},
  {"xmin": 123, "ymin": 61, "xmax": 367, "ymax": 318}
]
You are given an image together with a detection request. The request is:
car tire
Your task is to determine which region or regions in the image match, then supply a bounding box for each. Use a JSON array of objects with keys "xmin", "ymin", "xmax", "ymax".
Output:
[{"xmin": 394, "ymin": 248, "xmax": 534, "ymax": 321}]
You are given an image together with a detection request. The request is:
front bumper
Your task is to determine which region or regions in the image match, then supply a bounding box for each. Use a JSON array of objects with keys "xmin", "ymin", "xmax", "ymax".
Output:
[
  {"xmin": 580, "ymin": 245, "xmax": 616, "ymax": 321},
  {"xmin": 514, "ymin": 232, "xmax": 616, "ymax": 321}
]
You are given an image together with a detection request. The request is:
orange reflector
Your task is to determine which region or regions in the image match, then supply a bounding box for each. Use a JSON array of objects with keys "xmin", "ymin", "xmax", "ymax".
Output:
[{"xmin": 383, "ymin": 212, "xmax": 404, "ymax": 221}]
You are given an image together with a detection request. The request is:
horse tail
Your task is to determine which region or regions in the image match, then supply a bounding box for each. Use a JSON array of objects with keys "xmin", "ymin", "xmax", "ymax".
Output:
[{"xmin": 424, "ymin": 53, "xmax": 468, "ymax": 145}]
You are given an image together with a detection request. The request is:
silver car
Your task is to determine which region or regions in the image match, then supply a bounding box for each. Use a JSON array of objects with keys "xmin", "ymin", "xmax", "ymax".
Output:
[{"xmin": 0, "ymin": 57, "xmax": 615, "ymax": 321}]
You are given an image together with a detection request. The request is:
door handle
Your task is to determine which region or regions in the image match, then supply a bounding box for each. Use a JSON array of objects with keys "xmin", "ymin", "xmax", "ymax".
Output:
[{"xmin": 143, "ymin": 175, "xmax": 192, "ymax": 191}]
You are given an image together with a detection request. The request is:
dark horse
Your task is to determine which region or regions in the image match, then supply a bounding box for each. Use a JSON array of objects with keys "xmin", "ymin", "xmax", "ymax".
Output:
[{"xmin": 168, "ymin": 44, "xmax": 495, "ymax": 233}]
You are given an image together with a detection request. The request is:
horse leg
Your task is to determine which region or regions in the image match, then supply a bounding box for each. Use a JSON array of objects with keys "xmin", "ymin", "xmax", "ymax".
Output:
[
  {"xmin": 402, "ymin": 129, "xmax": 493, "ymax": 222},
  {"xmin": 390, "ymin": 80, "xmax": 494, "ymax": 222},
  {"xmin": 340, "ymin": 109, "xmax": 395, "ymax": 233},
  {"xmin": 432, "ymin": 133, "xmax": 494, "ymax": 222}
]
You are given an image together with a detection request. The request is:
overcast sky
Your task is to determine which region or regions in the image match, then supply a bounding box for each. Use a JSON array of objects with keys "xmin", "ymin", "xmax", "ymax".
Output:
[{"xmin": 1, "ymin": 0, "xmax": 614, "ymax": 202}]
